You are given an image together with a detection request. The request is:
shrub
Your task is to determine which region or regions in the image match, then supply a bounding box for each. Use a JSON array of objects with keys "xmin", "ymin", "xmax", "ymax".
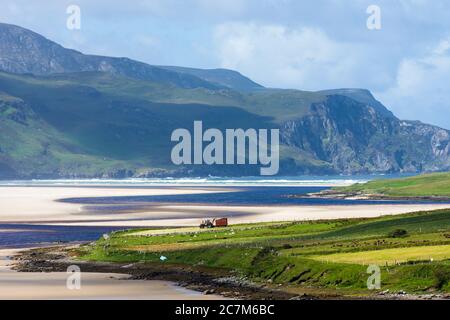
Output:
[
  {"xmin": 388, "ymin": 229, "xmax": 408, "ymax": 238},
  {"xmin": 433, "ymin": 267, "xmax": 450, "ymax": 290}
]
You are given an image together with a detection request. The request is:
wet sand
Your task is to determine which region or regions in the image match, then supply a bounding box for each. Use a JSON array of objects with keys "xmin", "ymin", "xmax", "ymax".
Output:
[
  {"xmin": 0, "ymin": 249, "xmax": 225, "ymax": 300},
  {"xmin": 0, "ymin": 186, "xmax": 219, "ymax": 224},
  {"xmin": 1, "ymin": 186, "xmax": 450, "ymax": 227}
]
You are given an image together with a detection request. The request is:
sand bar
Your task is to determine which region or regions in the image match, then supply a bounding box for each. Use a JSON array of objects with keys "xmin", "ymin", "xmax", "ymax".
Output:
[
  {"xmin": 0, "ymin": 186, "xmax": 218, "ymax": 223},
  {"xmin": 1, "ymin": 186, "xmax": 450, "ymax": 227}
]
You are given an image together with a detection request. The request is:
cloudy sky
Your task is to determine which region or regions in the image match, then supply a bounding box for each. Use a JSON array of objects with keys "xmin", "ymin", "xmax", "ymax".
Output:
[{"xmin": 1, "ymin": 0, "xmax": 450, "ymax": 128}]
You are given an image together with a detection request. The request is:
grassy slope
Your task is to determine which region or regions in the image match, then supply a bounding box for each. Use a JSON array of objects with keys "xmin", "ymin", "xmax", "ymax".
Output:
[
  {"xmin": 1, "ymin": 70, "xmax": 444, "ymax": 178},
  {"xmin": 339, "ymin": 172, "xmax": 450, "ymax": 197},
  {"xmin": 0, "ymin": 92, "xmax": 127, "ymax": 177},
  {"xmin": 311, "ymin": 245, "xmax": 450, "ymax": 265},
  {"xmin": 79, "ymin": 210, "xmax": 450, "ymax": 295},
  {"xmin": 0, "ymin": 72, "xmax": 282, "ymax": 173},
  {"xmin": 0, "ymin": 71, "xmax": 336, "ymax": 176},
  {"xmin": 41, "ymin": 72, "xmax": 322, "ymax": 122}
]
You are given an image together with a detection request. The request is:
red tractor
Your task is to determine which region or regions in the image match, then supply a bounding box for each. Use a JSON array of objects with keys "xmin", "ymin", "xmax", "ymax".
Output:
[{"xmin": 199, "ymin": 218, "xmax": 228, "ymax": 229}]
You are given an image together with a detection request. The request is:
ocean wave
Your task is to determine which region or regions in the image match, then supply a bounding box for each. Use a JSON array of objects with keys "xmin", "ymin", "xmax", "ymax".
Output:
[{"xmin": 0, "ymin": 176, "xmax": 374, "ymax": 187}]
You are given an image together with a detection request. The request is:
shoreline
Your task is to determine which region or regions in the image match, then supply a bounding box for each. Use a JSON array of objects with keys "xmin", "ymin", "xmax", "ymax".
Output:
[
  {"xmin": 305, "ymin": 189, "xmax": 450, "ymax": 202},
  {"xmin": 12, "ymin": 245, "xmax": 300, "ymax": 300},
  {"xmin": 12, "ymin": 244, "xmax": 450, "ymax": 301},
  {"xmin": 0, "ymin": 247, "xmax": 226, "ymax": 300}
]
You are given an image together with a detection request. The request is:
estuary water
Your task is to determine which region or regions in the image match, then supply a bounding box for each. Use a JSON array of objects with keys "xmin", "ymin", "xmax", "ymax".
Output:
[
  {"xmin": 60, "ymin": 186, "xmax": 448, "ymax": 207},
  {"xmin": 0, "ymin": 174, "xmax": 434, "ymax": 248}
]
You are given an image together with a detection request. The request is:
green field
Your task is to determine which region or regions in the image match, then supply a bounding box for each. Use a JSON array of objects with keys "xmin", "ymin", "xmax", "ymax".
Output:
[
  {"xmin": 78, "ymin": 209, "xmax": 450, "ymax": 296},
  {"xmin": 337, "ymin": 172, "xmax": 450, "ymax": 197},
  {"xmin": 311, "ymin": 245, "xmax": 450, "ymax": 265}
]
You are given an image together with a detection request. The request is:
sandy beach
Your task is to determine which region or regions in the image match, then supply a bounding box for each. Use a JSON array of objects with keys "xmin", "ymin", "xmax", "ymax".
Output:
[
  {"xmin": 0, "ymin": 186, "xmax": 220, "ymax": 224},
  {"xmin": 1, "ymin": 186, "xmax": 450, "ymax": 227},
  {"xmin": 0, "ymin": 186, "xmax": 230, "ymax": 300},
  {"xmin": 0, "ymin": 248, "xmax": 225, "ymax": 300}
]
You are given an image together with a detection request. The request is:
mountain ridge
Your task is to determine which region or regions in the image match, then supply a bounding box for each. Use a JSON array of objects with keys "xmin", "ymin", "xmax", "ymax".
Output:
[
  {"xmin": 160, "ymin": 66, "xmax": 264, "ymax": 91},
  {"xmin": 0, "ymin": 22, "xmax": 262, "ymax": 91}
]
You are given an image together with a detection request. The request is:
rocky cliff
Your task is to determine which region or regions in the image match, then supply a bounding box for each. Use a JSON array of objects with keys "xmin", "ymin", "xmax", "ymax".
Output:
[{"xmin": 280, "ymin": 94, "xmax": 450, "ymax": 174}]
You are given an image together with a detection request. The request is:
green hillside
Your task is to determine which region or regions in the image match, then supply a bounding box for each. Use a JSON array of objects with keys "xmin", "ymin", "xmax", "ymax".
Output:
[
  {"xmin": 0, "ymin": 71, "xmax": 298, "ymax": 178},
  {"xmin": 159, "ymin": 66, "xmax": 264, "ymax": 91},
  {"xmin": 78, "ymin": 209, "xmax": 450, "ymax": 296},
  {"xmin": 0, "ymin": 90, "xmax": 129, "ymax": 178},
  {"xmin": 1, "ymin": 69, "xmax": 450, "ymax": 178},
  {"xmin": 20, "ymin": 71, "xmax": 320, "ymax": 122},
  {"xmin": 339, "ymin": 172, "xmax": 450, "ymax": 197},
  {"xmin": 0, "ymin": 70, "xmax": 339, "ymax": 178}
]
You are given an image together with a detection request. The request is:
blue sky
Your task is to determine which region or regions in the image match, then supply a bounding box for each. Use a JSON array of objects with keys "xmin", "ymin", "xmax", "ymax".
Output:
[{"xmin": 1, "ymin": 0, "xmax": 450, "ymax": 128}]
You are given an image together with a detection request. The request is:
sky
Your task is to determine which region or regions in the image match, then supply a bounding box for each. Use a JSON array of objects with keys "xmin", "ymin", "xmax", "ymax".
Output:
[{"xmin": 1, "ymin": 0, "xmax": 450, "ymax": 128}]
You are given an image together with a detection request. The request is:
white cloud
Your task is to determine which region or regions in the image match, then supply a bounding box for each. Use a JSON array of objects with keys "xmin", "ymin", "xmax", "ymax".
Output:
[
  {"xmin": 377, "ymin": 38, "xmax": 450, "ymax": 128},
  {"xmin": 213, "ymin": 22, "xmax": 381, "ymax": 90},
  {"xmin": 214, "ymin": 22, "xmax": 450, "ymax": 128}
]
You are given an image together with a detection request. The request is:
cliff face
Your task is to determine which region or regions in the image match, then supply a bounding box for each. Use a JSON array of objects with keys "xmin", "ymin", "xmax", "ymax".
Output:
[{"xmin": 280, "ymin": 95, "xmax": 450, "ymax": 174}]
